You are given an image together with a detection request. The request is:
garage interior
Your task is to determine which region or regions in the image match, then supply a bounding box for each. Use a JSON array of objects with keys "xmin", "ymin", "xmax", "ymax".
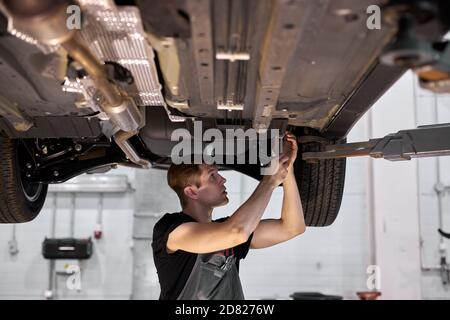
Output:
[
  {"xmin": 0, "ymin": 0, "xmax": 450, "ymax": 301},
  {"xmin": 0, "ymin": 70, "xmax": 449, "ymax": 300}
]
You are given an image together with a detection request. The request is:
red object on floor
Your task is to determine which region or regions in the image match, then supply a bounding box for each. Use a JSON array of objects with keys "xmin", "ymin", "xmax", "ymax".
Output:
[{"xmin": 357, "ymin": 291, "xmax": 382, "ymax": 300}]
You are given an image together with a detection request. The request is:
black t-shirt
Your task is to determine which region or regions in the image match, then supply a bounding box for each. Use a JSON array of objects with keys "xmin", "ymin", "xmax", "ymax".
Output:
[{"xmin": 152, "ymin": 211, "xmax": 253, "ymax": 300}]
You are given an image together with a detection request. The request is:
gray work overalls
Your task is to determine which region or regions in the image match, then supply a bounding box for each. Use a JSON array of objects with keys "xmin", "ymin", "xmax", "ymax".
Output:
[{"xmin": 177, "ymin": 252, "xmax": 245, "ymax": 300}]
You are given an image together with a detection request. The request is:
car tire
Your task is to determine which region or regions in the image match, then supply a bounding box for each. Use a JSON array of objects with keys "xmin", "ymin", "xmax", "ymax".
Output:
[
  {"xmin": 294, "ymin": 140, "xmax": 346, "ymax": 227},
  {"xmin": 0, "ymin": 136, "xmax": 48, "ymax": 223}
]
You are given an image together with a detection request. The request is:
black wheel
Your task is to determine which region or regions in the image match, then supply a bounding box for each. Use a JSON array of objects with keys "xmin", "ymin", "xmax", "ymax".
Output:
[
  {"xmin": 0, "ymin": 136, "xmax": 48, "ymax": 223},
  {"xmin": 294, "ymin": 138, "xmax": 346, "ymax": 227}
]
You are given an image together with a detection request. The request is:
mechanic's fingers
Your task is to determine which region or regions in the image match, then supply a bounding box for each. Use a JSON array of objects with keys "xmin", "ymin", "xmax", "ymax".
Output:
[
  {"xmin": 284, "ymin": 133, "xmax": 297, "ymax": 144},
  {"xmin": 287, "ymin": 140, "xmax": 297, "ymax": 151},
  {"xmin": 286, "ymin": 136, "xmax": 297, "ymax": 145},
  {"xmin": 286, "ymin": 136, "xmax": 296, "ymax": 142},
  {"xmin": 279, "ymin": 154, "xmax": 290, "ymax": 164},
  {"xmin": 284, "ymin": 131, "xmax": 295, "ymax": 139}
]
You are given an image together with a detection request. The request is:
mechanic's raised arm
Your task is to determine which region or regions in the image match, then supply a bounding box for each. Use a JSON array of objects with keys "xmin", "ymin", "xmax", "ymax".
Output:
[
  {"xmin": 250, "ymin": 133, "xmax": 306, "ymax": 249},
  {"xmin": 167, "ymin": 156, "xmax": 290, "ymax": 254}
]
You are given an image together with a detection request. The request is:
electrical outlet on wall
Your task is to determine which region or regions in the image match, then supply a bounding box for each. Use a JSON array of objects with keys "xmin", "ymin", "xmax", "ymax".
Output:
[{"xmin": 8, "ymin": 239, "xmax": 19, "ymax": 256}]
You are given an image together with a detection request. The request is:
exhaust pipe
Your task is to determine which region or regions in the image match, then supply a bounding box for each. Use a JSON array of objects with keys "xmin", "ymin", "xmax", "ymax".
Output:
[
  {"xmin": 114, "ymin": 130, "xmax": 150, "ymax": 168},
  {"xmin": 2, "ymin": 0, "xmax": 148, "ymax": 165},
  {"xmin": 61, "ymin": 34, "xmax": 142, "ymax": 132},
  {"xmin": 2, "ymin": 0, "xmax": 142, "ymax": 132}
]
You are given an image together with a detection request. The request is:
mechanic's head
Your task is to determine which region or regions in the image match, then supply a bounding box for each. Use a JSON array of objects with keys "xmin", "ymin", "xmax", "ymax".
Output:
[{"xmin": 167, "ymin": 163, "xmax": 228, "ymax": 209}]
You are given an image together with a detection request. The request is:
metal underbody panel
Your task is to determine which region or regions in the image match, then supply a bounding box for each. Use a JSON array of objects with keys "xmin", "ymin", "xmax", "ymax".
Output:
[
  {"xmin": 77, "ymin": 0, "xmax": 164, "ymax": 107},
  {"xmin": 277, "ymin": 0, "xmax": 396, "ymax": 129},
  {"xmin": 164, "ymin": 0, "xmax": 398, "ymax": 133},
  {"xmin": 0, "ymin": 37, "xmax": 82, "ymax": 118}
]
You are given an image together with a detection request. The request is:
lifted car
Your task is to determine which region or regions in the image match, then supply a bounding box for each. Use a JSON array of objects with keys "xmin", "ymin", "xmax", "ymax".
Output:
[{"xmin": 0, "ymin": 0, "xmax": 449, "ymax": 224}]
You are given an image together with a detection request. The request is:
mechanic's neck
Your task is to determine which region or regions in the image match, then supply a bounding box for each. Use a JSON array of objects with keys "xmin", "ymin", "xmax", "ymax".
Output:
[{"xmin": 182, "ymin": 202, "xmax": 213, "ymax": 223}]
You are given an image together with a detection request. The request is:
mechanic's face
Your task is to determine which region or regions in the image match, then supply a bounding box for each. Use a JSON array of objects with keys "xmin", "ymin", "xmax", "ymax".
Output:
[{"xmin": 196, "ymin": 164, "xmax": 228, "ymax": 207}]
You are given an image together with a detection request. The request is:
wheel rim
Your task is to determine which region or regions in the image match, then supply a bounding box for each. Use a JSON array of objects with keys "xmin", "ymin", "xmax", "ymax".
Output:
[
  {"xmin": 20, "ymin": 178, "xmax": 43, "ymax": 202},
  {"xmin": 17, "ymin": 141, "xmax": 44, "ymax": 203}
]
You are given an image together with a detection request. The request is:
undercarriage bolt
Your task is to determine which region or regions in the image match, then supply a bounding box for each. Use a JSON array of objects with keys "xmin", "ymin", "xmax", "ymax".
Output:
[
  {"xmin": 53, "ymin": 170, "xmax": 59, "ymax": 177},
  {"xmin": 74, "ymin": 144, "xmax": 82, "ymax": 152},
  {"xmin": 26, "ymin": 172, "xmax": 31, "ymax": 178},
  {"xmin": 26, "ymin": 163, "xmax": 32, "ymax": 169}
]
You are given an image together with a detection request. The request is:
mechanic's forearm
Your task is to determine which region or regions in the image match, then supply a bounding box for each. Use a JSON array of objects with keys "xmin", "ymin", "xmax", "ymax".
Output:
[
  {"xmin": 227, "ymin": 177, "xmax": 277, "ymax": 238},
  {"xmin": 280, "ymin": 168, "xmax": 305, "ymax": 234}
]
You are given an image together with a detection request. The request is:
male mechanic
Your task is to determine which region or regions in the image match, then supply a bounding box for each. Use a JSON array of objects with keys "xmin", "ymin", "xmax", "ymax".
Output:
[{"xmin": 152, "ymin": 132, "xmax": 306, "ymax": 300}]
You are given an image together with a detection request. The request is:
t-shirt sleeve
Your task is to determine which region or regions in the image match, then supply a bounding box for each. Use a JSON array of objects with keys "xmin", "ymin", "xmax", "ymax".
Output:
[{"xmin": 152, "ymin": 214, "xmax": 193, "ymax": 257}]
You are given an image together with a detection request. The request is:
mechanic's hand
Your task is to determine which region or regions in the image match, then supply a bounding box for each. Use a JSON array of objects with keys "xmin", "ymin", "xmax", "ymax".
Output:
[
  {"xmin": 263, "ymin": 153, "xmax": 290, "ymax": 187},
  {"xmin": 262, "ymin": 132, "xmax": 297, "ymax": 186},
  {"xmin": 282, "ymin": 131, "xmax": 298, "ymax": 171}
]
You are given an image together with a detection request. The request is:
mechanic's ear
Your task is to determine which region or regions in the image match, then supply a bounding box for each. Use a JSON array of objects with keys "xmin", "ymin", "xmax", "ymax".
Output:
[{"xmin": 184, "ymin": 185, "xmax": 199, "ymax": 200}]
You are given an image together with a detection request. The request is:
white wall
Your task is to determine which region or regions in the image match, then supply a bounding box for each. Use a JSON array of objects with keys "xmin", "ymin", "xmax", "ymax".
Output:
[
  {"xmin": 369, "ymin": 71, "xmax": 422, "ymax": 299},
  {"xmin": 131, "ymin": 168, "xmax": 181, "ymax": 300},
  {"xmin": 0, "ymin": 167, "xmax": 136, "ymax": 299},
  {"xmin": 358, "ymin": 71, "xmax": 450, "ymax": 299},
  {"xmin": 414, "ymin": 79, "xmax": 450, "ymax": 299}
]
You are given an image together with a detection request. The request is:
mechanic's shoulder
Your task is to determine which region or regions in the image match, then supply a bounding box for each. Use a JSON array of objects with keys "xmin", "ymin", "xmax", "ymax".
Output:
[
  {"xmin": 154, "ymin": 212, "xmax": 194, "ymax": 232},
  {"xmin": 155, "ymin": 211, "xmax": 180, "ymax": 225}
]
